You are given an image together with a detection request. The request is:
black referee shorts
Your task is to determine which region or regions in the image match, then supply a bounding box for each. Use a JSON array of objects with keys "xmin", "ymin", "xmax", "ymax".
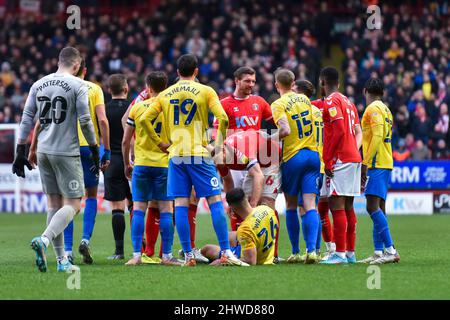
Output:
[{"xmin": 104, "ymin": 153, "xmax": 132, "ymax": 202}]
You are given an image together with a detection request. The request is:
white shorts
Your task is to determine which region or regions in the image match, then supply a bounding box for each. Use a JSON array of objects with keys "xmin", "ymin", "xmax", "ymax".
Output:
[
  {"xmin": 243, "ymin": 165, "xmax": 281, "ymax": 200},
  {"xmin": 230, "ymin": 169, "xmax": 246, "ymax": 189},
  {"xmin": 320, "ymin": 162, "xmax": 361, "ymax": 197}
]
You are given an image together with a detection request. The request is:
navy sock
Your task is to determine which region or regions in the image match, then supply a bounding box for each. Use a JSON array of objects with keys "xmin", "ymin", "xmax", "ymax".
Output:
[
  {"xmin": 131, "ymin": 210, "xmax": 145, "ymax": 253},
  {"xmin": 301, "ymin": 209, "xmax": 320, "ymax": 253},
  {"xmin": 111, "ymin": 209, "xmax": 125, "ymax": 255},
  {"xmin": 209, "ymin": 201, "xmax": 230, "ymax": 251},
  {"xmin": 175, "ymin": 206, "xmax": 192, "ymax": 253},
  {"xmin": 373, "ymin": 223, "xmax": 384, "ymax": 252},
  {"xmin": 64, "ymin": 220, "xmax": 74, "ymax": 252},
  {"xmin": 286, "ymin": 209, "xmax": 300, "ymax": 254},
  {"xmin": 82, "ymin": 198, "xmax": 97, "ymax": 241},
  {"xmin": 159, "ymin": 212, "xmax": 174, "ymax": 255},
  {"xmin": 370, "ymin": 209, "xmax": 394, "ymax": 248}
]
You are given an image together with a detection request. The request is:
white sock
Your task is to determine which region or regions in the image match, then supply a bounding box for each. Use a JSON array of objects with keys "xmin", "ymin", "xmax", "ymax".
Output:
[
  {"xmin": 81, "ymin": 239, "xmax": 89, "ymax": 245},
  {"xmin": 346, "ymin": 251, "xmax": 355, "ymax": 258},
  {"xmin": 386, "ymin": 246, "xmax": 396, "ymax": 255},
  {"xmin": 41, "ymin": 236, "xmax": 50, "ymax": 247},
  {"xmin": 325, "ymin": 242, "xmax": 332, "ymax": 251},
  {"xmin": 133, "ymin": 252, "xmax": 141, "ymax": 259},
  {"xmin": 374, "ymin": 250, "xmax": 383, "ymax": 256},
  {"xmin": 66, "ymin": 251, "xmax": 73, "ymax": 256},
  {"xmin": 335, "ymin": 251, "xmax": 346, "ymax": 259},
  {"xmin": 163, "ymin": 253, "xmax": 173, "ymax": 260}
]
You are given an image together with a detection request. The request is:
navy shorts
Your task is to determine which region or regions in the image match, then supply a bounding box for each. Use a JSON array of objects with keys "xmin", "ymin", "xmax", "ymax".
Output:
[
  {"xmin": 80, "ymin": 146, "xmax": 99, "ymax": 188},
  {"xmin": 132, "ymin": 165, "xmax": 173, "ymax": 202},
  {"xmin": 365, "ymin": 168, "xmax": 391, "ymax": 200},
  {"xmin": 167, "ymin": 157, "xmax": 221, "ymax": 198}
]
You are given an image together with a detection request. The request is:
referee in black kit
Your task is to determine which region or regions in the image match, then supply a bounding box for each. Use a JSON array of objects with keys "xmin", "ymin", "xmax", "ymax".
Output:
[{"xmin": 104, "ymin": 74, "xmax": 132, "ymax": 260}]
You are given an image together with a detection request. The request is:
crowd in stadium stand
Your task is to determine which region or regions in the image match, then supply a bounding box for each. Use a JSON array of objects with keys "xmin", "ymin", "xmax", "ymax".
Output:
[{"xmin": 0, "ymin": 0, "xmax": 449, "ymax": 159}]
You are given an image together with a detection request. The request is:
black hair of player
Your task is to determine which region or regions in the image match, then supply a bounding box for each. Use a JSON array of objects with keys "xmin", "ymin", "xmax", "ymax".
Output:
[
  {"xmin": 226, "ymin": 188, "xmax": 246, "ymax": 206},
  {"xmin": 364, "ymin": 77, "xmax": 384, "ymax": 96},
  {"xmin": 75, "ymin": 58, "xmax": 86, "ymax": 77},
  {"xmin": 146, "ymin": 71, "xmax": 168, "ymax": 93},
  {"xmin": 177, "ymin": 54, "xmax": 198, "ymax": 77},
  {"xmin": 320, "ymin": 67, "xmax": 339, "ymax": 86},
  {"xmin": 295, "ymin": 79, "xmax": 315, "ymax": 98},
  {"xmin": 108, "ymin": 74, "xmax": 128, "ymax": 96},
  {"xmin": 234, "ymin": 66, "xmax": 256, "ymax": 80}
]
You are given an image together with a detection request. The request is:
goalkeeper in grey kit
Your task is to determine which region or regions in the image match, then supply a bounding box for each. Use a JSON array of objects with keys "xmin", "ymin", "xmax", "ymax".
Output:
[{"xmin": 12, "ymin": 47, "xmax": 99, "ymax": 273}]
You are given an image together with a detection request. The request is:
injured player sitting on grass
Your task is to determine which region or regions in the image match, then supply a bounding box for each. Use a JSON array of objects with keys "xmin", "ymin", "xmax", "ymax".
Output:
[{"xmin": 201, "ymin": 188, "xmax": 278, "ymax": 266}]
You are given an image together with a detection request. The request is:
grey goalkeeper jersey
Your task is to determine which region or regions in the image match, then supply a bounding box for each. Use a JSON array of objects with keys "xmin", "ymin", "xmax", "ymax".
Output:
[{"xmin": 19, "ymin": 72, "xmax": 96, "ymax": 156}]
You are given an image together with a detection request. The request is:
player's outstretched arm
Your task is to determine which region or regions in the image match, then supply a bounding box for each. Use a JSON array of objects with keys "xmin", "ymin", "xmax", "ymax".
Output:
[
  {"xmin": 208, "ymin": 88, "xmax": 229, "ymax": 153},
  {"xmin": 247, "ymin": 163, "xmax": 264, "ymax": 207},
  {"xmin": 241, "ymin": 248, "xmax": 257, "ymax": 266}
]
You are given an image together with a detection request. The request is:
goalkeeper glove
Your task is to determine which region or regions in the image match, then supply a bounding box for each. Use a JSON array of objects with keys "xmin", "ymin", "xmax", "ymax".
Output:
[{"xmin": 12, "ymin": 144, "xmax": 33, "ymax": 178}]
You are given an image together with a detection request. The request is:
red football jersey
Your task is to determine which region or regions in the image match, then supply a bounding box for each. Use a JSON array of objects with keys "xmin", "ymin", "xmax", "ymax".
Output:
[
  {"xmin": 311, "ymin": 98, "xmax": 325, "ymax": 113},
  {"xmin": 218, "ymin": 131, "xmax": 281, "ymax": 177},
  {"xmin": 214, "ymin": 95, "xmax": 273, "ymax": 134},
  {"xmin": 322, "ymin": 92, "xmax": 361, "ymax": 166}
]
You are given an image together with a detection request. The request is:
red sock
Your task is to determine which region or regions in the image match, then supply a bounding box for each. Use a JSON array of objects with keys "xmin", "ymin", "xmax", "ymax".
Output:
[
  {"xmin": 274, "ymin": 210, "xmax": 280, "ymax": 257},
  {"xmin": 188, "ymin": 204, "xmax": 197, "ymax": 248},
  {"xmin": 345, "ymin": 208, "xmax": 357, "ymax": 252},
  {"xmin": 231, "ymin": 214, "xmax": 243, "ymax": 231},
  {"xmin": 331, "ymin": 209, "xmax": 347, "ymax": 252},
  {"xmin": 145, "ymin": 208, "xmax": 160, "ymax": 256},
  {"xmin": 318, "ymin": 201, "xmax": 334, "ymax": 242}
]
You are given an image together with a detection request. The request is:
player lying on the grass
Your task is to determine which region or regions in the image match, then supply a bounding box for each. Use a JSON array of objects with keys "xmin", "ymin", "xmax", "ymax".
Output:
[
  {"xmin": 201, "ymin": 188, "xmax": 278, "ymax": 265},
  {"xmin": 206, "ymin": 129, "xmax": 282, "ymax": 263},
  {"xmin": 318, "ymin": 67, "xmax": 362, "ymax": 265},
  {"xmin": 28, "ymin": 59, "xmax": 111, "ymax": 266},
  {"xmin": 13, "ymin": 47, "xmax": 99, "ymax": 272},
  {"xmin": 122, "ymin": 71, "xmax": 181, "ymax": 266},
  {"xmin": 293, "ymin": 79, "xmax": 325, "ymax": 261},
  {"xmin": 359, "ymin": 77, "xmax": 400, "ymax": 264},
  {"xmin": 141, "ymin": 54, "xmax": 248, "ymax": 266}
]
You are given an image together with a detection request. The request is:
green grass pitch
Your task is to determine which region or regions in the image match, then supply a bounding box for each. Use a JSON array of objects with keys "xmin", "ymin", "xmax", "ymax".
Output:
[{"xmin": 0, "ymin": 213, "xmax": 449, "ymax": 300}]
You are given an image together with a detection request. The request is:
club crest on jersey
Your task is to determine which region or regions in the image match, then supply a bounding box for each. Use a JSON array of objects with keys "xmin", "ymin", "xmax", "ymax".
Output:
[
  {"xmin": 252, "ymin": 103, "xmax": 259, "ymax": 110},
  {"xmin": 329, "ymin": 107, "xmax": 337, "ymax": 117},
  {"xmin": 233, "ymin": 106, "xmax": 239, "ymax": 112},
  {"xmin": 210, "ymin": 177, "xmax": 219, "ymax": 188}
]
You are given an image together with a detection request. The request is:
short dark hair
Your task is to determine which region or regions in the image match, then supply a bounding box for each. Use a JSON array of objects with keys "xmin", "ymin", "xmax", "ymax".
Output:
[
  {"xmin": 75, "ymin": 58, "xmax": 86, "ymax": 77},
  {"xmin": 177, "ymin": 54, "xmax": 198, "ymax": 77},
  {"xmin": 108, "ymin": 74, "xmax": 127, "ymax": 96},
  {"xmin": 234, "ymin": 66, "xmax": 256, "ymax": 80},
  {"xmin": 320, "ymin": 67, "xmax": 339, "ymax": 86},
  {"xmin": 274, "ymin": 68, "xmax": 295, "ymax": 89},
  {"xmin": 59, "ymin": 47, "xmax": 82, "ymax": 68},
  {"xmin": 295, "ymin": 79, "xmax": 315, "ymax": 98},
  {"xmin": 364, "ymin": 77, "xmax": 384, "ymax": 96},
  {"xmin": 226, "ymin": 188, "xmax": 246, "ymax": 206},
  {"xmin": 146, "ymin": 71, "xmax": 168, "ymax": 93}
]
